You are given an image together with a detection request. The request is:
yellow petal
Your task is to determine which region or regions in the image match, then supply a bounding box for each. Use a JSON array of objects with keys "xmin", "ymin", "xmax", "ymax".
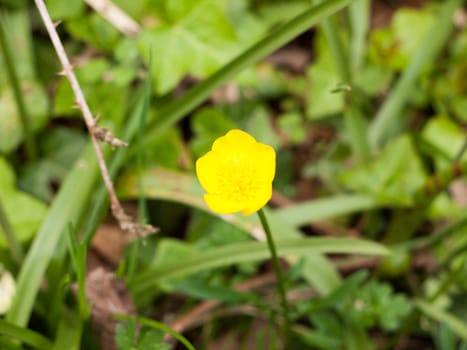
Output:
[
  {"xmin": 204, "ymin": 193, "xmax": 244, "ymax": 214},
  {"xmin": 249, "ymin": 142, "xmax": 276, "ymax": 183},
  {"xmin": 241, "ymin": 184, "xmax": 272, "ymax": 215},
  {"xmin": 211, "ymin": 129, "xmax": 256, "ymax": 155},
  {"xmin": 195, "ymin": 129, "xmax": 277, "ymax": 215},
  {"xmin": 196, "ymin": 151, "xmax": 224, "ymax": 193}
]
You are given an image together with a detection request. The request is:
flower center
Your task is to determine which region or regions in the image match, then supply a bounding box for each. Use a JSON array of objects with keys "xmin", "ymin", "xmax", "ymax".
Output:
[{"xmin": 217, "ymin": 160, "xmax": 259, "ymax": 202}]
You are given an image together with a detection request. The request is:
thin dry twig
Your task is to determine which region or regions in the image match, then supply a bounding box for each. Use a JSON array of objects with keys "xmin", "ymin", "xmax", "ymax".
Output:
[
  {"xmin": 34, "ymin": 0, "xmax": 157, "ymax": 238},
  {"xmin": 84, "ymin": 0, "xmax": 141, "ymax": 36}
]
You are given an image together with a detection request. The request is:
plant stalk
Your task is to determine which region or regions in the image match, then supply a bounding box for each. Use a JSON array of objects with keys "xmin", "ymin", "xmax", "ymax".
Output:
[{"xmin": 257, "ymin": 208, "xmax": 290, "ymax": 346}]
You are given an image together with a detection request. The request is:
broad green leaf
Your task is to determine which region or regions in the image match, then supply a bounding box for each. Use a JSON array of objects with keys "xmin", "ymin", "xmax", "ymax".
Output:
[
  {"xmin": 421, "ymin": 116, "xmax": 467, "ymax": 167},
  {"xmin": 19, "ymin": 128, "xmax": 87, "ymax": 202},
  {"xmin": 112, "ymin": 0, "xmax": 147, "ymax": 21},
  {"xmin": 245, "ymin": 105, "xmax": 281, "ymax": 149},
  {"xmin": 0, "ymin": 82, "xmax": 48, "ymax": 153},
  {"xmin": 354, "ymin": 65, "xmax": 392, "ymax": 96},
  {"xmin": 344, "ymin": 280, "xmax": 412, "ymax": 332},
  {"xmin": 257, "ymin": 1, "xmax": 310, "ymax": 26},
  {"xmin": 369, "ymin": 7, "xmax": 435, "ymax": 70},
  {"xmin": 53, "ymin": 59, "xmax": 129, "ymax": 125},
  {"xmin": 142, "ymin": 127, "xmax": 186, "ymax": 169},
  {"xmin": 226, "ymin": 0, "xmax": 267, "ymax": 46},
  {"xmin": 137, "ymin": 329, "xmax": 170, "ymax": 350},
  {"xmin": 140, "ymin": 0, "xmax": 353, "ymax": 146},
  {"xmin": 0, "ymin": 88, "xmax": 21, "ymax": 152},
  {"xmin": 277, "ymin": 112, "xmax": 306, "ymax": 145},
  {"xmin": 138, "ymin": 0, "xmax": 240, "ymax": 94},
  {"xmin": 66, "ymin": 13, "xmax": 121, "ymax": 52},
  {"xmin": 114, "ymin": 315, "xmax": 195, "ymax": 350},
  {"xmin": 0, "ymin": 9, "xmax": 36, "ymax": 83},
  {"xmin": 115, "ymin": 319, "xmax": 136, "ymax": 350},
  {"xmin": 190, "ymin": 107, "xmax": 235, "ymax": 158},
  {"xmin": 0, "ymin": 158, "xmax": 47, "ymax": 247},
  {"xmin": 0, "ymin": 9, "xmax": 48, "ymax": 154},
  {"xmin": 339, "ymin": 135, "xmax": 427, "ymax": 206},
  {"xmin": 45, "ymin": 0, "xmax": 84, "ymax": 20}
]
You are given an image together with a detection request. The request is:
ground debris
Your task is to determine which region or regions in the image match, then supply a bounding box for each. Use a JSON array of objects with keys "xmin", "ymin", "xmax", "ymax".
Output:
[{"xmin": 86, "ymin": 268, "xmax": 136, "ymax": 350}]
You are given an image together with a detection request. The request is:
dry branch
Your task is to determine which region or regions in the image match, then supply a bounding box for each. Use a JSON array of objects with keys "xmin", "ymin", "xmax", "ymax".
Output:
[{"xmin": 34, "ymin": 0, "xmax": 156, "ymax": 238}]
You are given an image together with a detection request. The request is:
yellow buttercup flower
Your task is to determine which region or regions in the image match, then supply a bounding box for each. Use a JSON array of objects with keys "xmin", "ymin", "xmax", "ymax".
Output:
[{"xmin": 196, "ymin": 129, "xmax": 276, "ymax": 215}]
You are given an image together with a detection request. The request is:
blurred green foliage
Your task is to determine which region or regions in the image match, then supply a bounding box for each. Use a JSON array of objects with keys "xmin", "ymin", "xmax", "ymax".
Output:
[{"xmin": 1, "ymin": 0, "xmax": 467, "ymax": 349}]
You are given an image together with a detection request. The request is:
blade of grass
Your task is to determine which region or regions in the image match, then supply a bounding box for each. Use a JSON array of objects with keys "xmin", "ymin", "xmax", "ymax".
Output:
[
  {"xmin": 314, "ymin": 10, "xmax": 351, "ymax": 82},
  {"xmin": 0, "ymin": 196, "xmax": 23, "ymax": 264},
  {"xmin": 274, "ymin": 194, "xmax": 376, "ymax": 227},
  {"xmin": 132, "ymin": 237, "xmax": 389, "ymax": 299},
  {"xmin": 415, "ymin": 299, "xmax": 467, "ymax": 342},
  {"xmin": 6, "ymin": 145, "xmax": 100, "ymax": 327},
  {"xmin": 368, "ymin": 0, "xmax": 463, "ymax": 149},
  {"xmin": 344, "ymin": 104, "xmax": 370, "ymax": 162},
  {"xmin": 66, "ymin": 224, "xmax": 89, "ymax": 319},
  {"xmin": 126, "ymin": 55, "xmax": 153, "ymax": 284},
  {"xmin": 52, "ymin": 309, "xmax": 83, "ymax": 350},
  {"xmin": 140, "ymin": 0, "xmax": 352, "ymax": 147},
  {"xmin": 348, "ymin": 0, "xmax": 369, "ymax": 73},
  {"xmin": 0, "ymin": 319, "xmax": 53, "ymax": 349},
  {"xmin": 0, "ymin": 11, "xmax": 36, "ymax": 160}
]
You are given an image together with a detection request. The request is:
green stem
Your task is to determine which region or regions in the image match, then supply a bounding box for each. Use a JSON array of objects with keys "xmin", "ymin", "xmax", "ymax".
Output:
[
  {"xmin": 141, "ymin": 0, "xmax": 351, "ymax": 146},
  {"xmin": 0, "ymin": 15, "xmax": 36, "ymax": 160},
  {"xmin": 0, "ymin": 196, "xmax": 23, "ymax": 264},
  {"xmin": 313, "ymin": 0, "xmax": 370, "ymax": 162},
  {"xmin": 344, "ymin": 103, "xmax": 370, "ymax": 163},
  {"xmin": 257, "ymin": 208, "xmax": 290, "ymax": 345}
]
